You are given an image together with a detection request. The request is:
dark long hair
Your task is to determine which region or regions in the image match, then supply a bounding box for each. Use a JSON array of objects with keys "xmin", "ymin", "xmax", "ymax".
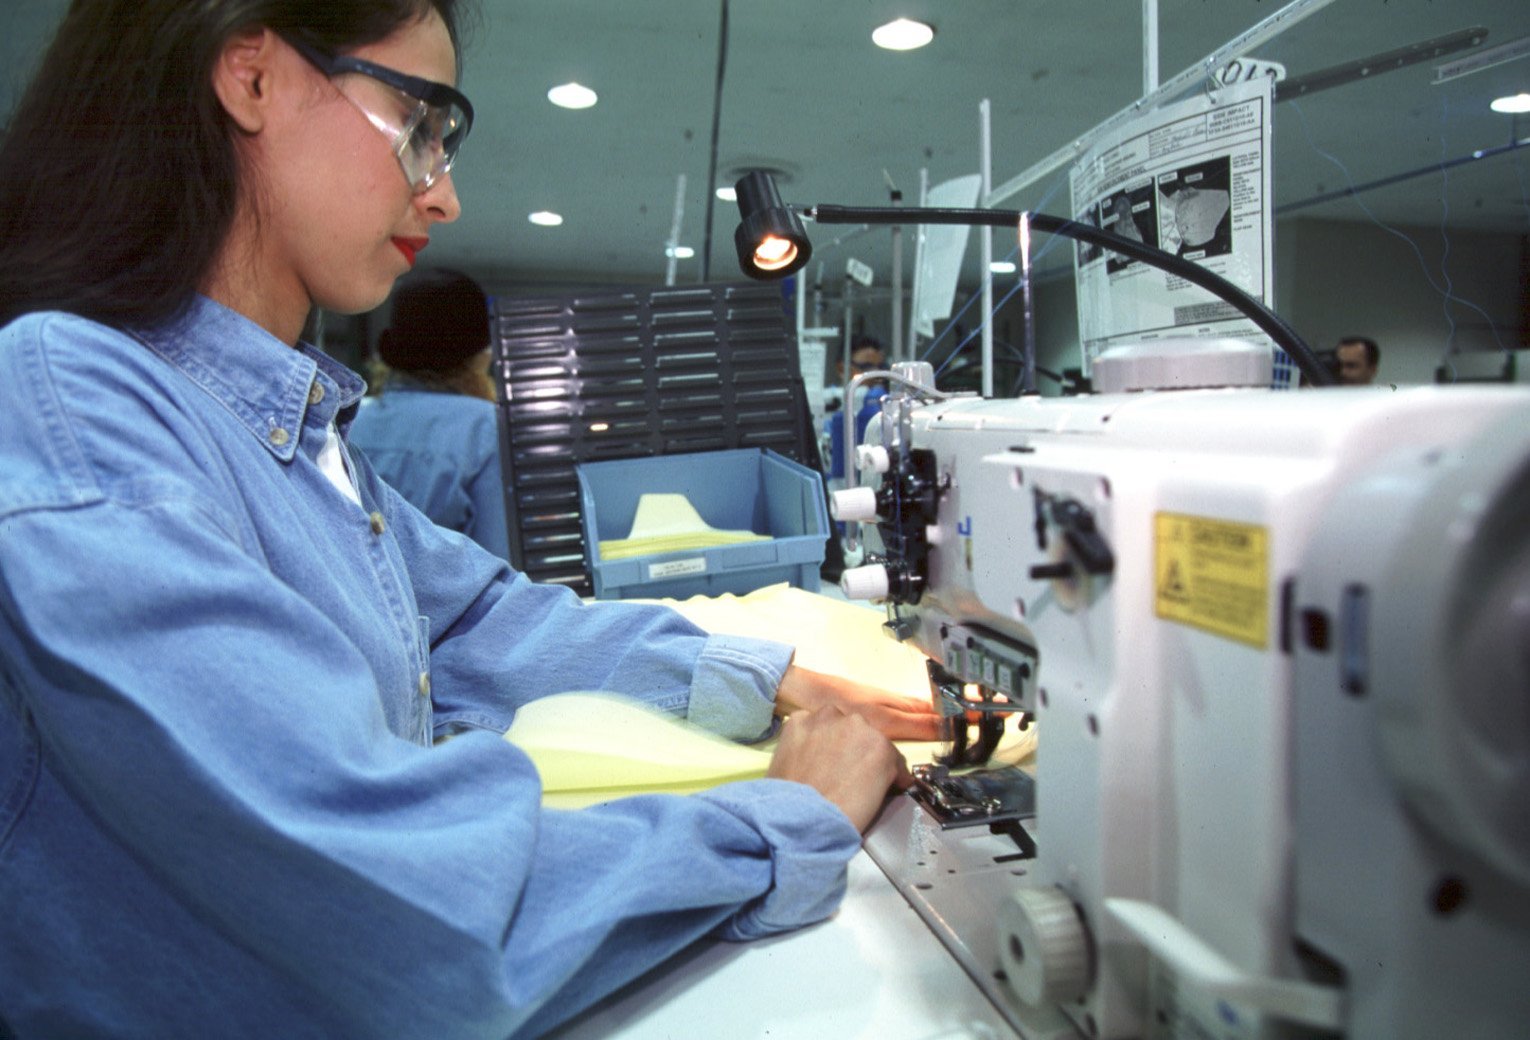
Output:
[{"xmin": 0, "ymin": 0, "xmax": 473, "ymax": 331}]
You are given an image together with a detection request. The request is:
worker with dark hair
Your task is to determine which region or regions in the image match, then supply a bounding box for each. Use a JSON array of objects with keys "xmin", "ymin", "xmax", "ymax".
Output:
[
  {"xmin": 0, "ymin": 2, "xmax": 937, "ymax": 1035},
  {"xmin": 350, "ymin": 267, "xmax": 509, "ymax": 558},
  {"xmin": 1335, "ymin": 335, "xmax": 1381, "ymax": 385}
]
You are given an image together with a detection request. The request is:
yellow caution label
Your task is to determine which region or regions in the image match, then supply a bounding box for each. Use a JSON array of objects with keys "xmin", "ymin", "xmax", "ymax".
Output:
[{"xmin": 1154, "ymin": 512, "xmax": 1269, "ymax": 648}]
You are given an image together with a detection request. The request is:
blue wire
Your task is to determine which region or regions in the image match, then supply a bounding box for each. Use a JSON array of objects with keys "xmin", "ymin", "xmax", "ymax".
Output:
[
  {"xmin": 1438, "ymin": 94, "xmax": 1460, "ymax": 377},
  {"xmin": 1289, "ymin": 99, "xmax": 1508, "ymax": 369},
  {"xmin": 933, "ymin": 278, "xmax": 1028, "ymax": 382},
  {"xmin": 916, "ymin": 172, "xmax": 1078, "ymax": 367},
  {"xmin": 912, "ymin": 172, "xmax": 1086, "ymax": 385},
  {"xmin": 917, "ymin": 243, "xmax": 1020, "ymax": 365}
]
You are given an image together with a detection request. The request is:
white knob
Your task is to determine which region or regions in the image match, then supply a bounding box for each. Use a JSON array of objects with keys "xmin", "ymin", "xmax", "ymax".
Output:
[
  {"xmin": 856, "ymin": 444, "xmax": 891, "ymax": 473},
  {"xmin": 840, "ymin": 564, "xmax": 890, "ymax": 601},
  {"xmin": 998, "ymin": 887, "xmax": 1091, "ymax": 1008},
  {"xmin": 830, "ymin": 486, "xmax": 880, "ymax": 522},
  {"xmin": 893, "ymin": 360, "xmax": 936, "ymax": 390},
  {"xmin": 925, "ymin": 524, "xmax": 944, "ymax": 546}
]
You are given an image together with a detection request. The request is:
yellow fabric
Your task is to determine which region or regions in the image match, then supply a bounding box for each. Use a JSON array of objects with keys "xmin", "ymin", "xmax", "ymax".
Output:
[
  {"xmin": 657, "ymin": 583, "xmax": 934, "ymax": 695},
  {"xmin": 658, "ymin": 584, "xmax": 1037, "ymax": 772},
  {"xmin": 503, "ymin": 693, "xmax": 771, "ymax": 807},
  {"xmin": 595, "ymin": 493, "xmax": 767, "ymax": 561},
  {"xmin": 505, "ymin": 583, "xmax": 1037, "ymax": 807}
]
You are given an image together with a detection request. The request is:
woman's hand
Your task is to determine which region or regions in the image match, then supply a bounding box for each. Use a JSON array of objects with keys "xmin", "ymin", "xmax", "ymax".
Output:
[
  {"xmin": 774, "ymin": 665, "xmax": 943, "ymax": 742},
  {"xmin": 767, "ymin": 706, "xmax": 912, "ymax": 833}
]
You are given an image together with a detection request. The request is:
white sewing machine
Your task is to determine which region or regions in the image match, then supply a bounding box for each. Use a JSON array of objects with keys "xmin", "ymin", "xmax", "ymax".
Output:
[{"xmin": 834, "ymin": 342, "xmax": 1530, "ymax": 1040}]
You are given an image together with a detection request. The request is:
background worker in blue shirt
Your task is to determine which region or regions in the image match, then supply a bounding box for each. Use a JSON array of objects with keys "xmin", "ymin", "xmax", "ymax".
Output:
[
  {"xmin": 0, "ymin": 1, "xmax": 940, "ymax": 1037},
  {"xmin": 350, "ymin": 267, "xmax": 512, "ymax": 559},
  {"xmin": 823, "ymin": 335, "xmax": 889, "ymax": 480}
]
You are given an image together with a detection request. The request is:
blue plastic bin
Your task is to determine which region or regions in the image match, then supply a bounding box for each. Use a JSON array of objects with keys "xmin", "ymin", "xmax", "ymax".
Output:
[{"xmin": 576, "ymin": 449, "xmax": 828, "ymax": 600}]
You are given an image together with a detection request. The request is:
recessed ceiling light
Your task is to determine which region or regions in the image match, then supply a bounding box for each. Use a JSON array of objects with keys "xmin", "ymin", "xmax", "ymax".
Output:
[
  {"xmin": 716, "ymin": 186, "xmax": 738, "ymax": 202},
  {"xmin": 547, "ymin": 82, "xmax": 598, "ymax": 110},
  {"xmin": 990, "ymin": 260, "xmax": 1017, "ymax": 274},
  {"xmin": 1490, "ymin": 92, "xmax": 1530, "ymax": 114},
  {"xmin": 666, "ymin": 246, "xmax": 696, "ymax": 259},
  {"xmin": 528, "ymin": 211, "xmax": 563, "ymax": 227},
  {"xmin": 872, "ymin": 18, "xmax": 934, "ymax": 52}
]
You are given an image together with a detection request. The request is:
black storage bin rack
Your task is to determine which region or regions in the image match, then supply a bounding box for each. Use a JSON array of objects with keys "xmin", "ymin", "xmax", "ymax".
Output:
[{"xmin": 492, "ymin": 281, "xmax": 817, "ymax": 597}]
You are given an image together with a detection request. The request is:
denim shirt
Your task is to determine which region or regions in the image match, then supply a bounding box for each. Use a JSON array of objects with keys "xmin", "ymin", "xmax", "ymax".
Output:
[
  {"xmin": 0, "ymin": 298, "xmax": 859, "ymax": 1039},
  {"xmin": 348, "ymin": 380, "xmax": 512, "ymax": 561}
]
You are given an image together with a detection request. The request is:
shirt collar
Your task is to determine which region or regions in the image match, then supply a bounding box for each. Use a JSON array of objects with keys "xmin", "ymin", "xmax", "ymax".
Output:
[{"xmin": 132, "ymin": 295, "xmax": 369, "ymax": 461}]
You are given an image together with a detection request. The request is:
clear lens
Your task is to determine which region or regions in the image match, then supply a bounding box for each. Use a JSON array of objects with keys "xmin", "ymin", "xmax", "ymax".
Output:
[
  {"xmin": 335, "ymin": 75, "xmax": 466, "ymax": 193},
  {"xmin": 400, "ymin": 101, "xmax": 467, "ymax": 191}
]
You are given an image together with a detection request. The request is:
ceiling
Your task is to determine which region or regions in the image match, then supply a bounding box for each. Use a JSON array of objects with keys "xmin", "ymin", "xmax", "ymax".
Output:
[{"xmin": 4, "ymin": 0, "xmax": 1529, "ymax": 302}]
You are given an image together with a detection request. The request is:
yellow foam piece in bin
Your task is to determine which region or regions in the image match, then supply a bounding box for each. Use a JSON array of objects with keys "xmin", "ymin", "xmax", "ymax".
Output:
[
  {"xmin": 596, "ymin": 493, "xmax": 767, "ymax": 561},
  {"xmin": 503, "ymin": 692, "xmax": 771, "ymax": 808}
]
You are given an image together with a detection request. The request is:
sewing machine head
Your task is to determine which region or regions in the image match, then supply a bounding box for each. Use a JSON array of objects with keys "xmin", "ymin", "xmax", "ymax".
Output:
[{"xmin": 843, "ymin": 350, "xmax": 1530, "ymax": 1040}]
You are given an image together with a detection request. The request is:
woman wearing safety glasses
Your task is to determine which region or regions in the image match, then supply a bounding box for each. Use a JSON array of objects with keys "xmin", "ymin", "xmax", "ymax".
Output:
[{"xmin": 0, "ymin": 2, "xmax": 938, "ymax": 1037}]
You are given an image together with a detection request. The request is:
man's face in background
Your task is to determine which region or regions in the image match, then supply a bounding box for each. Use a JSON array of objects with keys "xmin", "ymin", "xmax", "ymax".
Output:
[{"xmin": 1335, "ymin": 341, "xmax": 1377, "ymax": 385}]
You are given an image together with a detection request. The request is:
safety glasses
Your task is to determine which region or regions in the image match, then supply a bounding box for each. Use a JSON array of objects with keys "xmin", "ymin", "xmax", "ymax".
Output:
[{"xmin": 283, "ymin": 35, "xmax": 474, "ymax": 195}]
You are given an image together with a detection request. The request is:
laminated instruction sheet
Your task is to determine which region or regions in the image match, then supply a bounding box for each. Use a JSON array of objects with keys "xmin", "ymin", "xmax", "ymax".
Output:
[{"xmin": 1069, "ymin": 76, "xmax": 1275, "ymax": 370}]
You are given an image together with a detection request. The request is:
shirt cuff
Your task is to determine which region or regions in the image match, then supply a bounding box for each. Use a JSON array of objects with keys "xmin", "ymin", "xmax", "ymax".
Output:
[
  {"xmin": 698, "ymin": 779, "xmax": 862, "ymax": 941},
  {"xmin": 686, "ymin": 633, "xmax": 794, "ymax": 742}
]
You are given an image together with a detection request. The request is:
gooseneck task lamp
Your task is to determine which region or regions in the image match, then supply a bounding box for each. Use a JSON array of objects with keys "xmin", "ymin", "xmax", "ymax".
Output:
[
  {"xmin": 731, "ymin": 170, "xmax": 1333, "ymax": 389},
  {"xmin": 732, "ymin": 171, "xmax": 814, "ymax": 279}
]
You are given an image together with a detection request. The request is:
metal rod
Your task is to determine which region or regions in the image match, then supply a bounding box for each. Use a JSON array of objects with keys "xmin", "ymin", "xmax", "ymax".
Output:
[
  {"xmin": 663, "ymin": 173, "xmax": 686, "ymax": 287},
  {"xmin": 813, "ymin": 261, "xmax": 824, "ymax": 328},
  {"xmin": 891, "ymin": 186, "xmax": 904, "ymax": 362},
  {"xmin": 1143, "ymin": 0, "xmax": 1160, "ymax": 94},
  {"xmin": 906, "ymin": 168, "xmax": 929, "ymax": 361},
  {"xmin": 698, "ymin": 0, "xmax": 729, "ymax": 281},
  {"xmin": 1279, "ymin": 27, "xmax": 1488, "ymax": 100},
  {"xmin": 980, "ymin": 98, "xmax": 994, "ymax": 399},
  {"xmin": 795, "ymin": 261, "xmax": 806, "ymax": 357},
  {"xmin": 841, "ymin": 283, "xmax": 855, "ymax": 529},
  {"xmin": 1018, "ymin": 213, "xmax": 1036, "ymax": 395},
  {"xmin": 1433, "ymin": 29, "xmax": 1529, "ymax": 84}
]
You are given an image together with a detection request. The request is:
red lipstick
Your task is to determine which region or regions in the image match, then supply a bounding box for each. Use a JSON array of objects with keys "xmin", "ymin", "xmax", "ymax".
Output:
[{"xmin": 392, "ymin": 237, "xmax": 429, "ymax": 267}]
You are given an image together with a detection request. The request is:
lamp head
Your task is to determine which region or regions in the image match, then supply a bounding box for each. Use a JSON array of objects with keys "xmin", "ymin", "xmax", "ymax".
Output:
[{"xmin": 733, "ymin": 171, "xmax": 812, "ymax": 280}]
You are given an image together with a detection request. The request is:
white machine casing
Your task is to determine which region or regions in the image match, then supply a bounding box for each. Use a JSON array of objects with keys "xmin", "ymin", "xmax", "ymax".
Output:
[{"xmin": 847, "ymin": 377, "xmax": 1530, "ymax": 1040}]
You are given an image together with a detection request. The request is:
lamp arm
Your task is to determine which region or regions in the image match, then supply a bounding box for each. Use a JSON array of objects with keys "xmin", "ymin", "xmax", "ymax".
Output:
[{"xmin": 808, "ymin": 204, "xmax": 1332, "ymax": 387}]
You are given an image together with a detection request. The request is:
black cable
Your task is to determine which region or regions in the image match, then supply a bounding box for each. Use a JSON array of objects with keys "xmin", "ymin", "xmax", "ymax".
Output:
[
  {"xmin": 809, "ymin": 204, "xmax": 1333, "ymax": 386},
  {"xmin": 699, "ymin": 0, "xmax": 729, "ymax": 283}
]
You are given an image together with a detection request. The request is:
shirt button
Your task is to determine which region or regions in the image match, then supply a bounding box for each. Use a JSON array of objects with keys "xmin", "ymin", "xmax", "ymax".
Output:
[
  {"xmin": 268, "ymin": 427, "xmax": 290, "ymax": 447},
  {"xmin": 308, "ymin": 381, "xmax": 326, "ymax": 405},
  {"xmin": 418, "ymin": 672, "xmax": 431, "ymax": 697},
  {"xmin": 369, "ymin": 511, "xmax": 386, "ymax": 535}
]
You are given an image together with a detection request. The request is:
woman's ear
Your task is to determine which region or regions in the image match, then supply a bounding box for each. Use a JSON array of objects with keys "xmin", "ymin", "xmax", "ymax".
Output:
[{"xmin": 211, "ymin": 28, "xmax": 280, "ymax": 134}]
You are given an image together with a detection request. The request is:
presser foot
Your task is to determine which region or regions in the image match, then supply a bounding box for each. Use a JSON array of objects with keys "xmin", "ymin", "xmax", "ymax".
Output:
[
  {"xmin": 909, "ymin": 763, "xmax": 1036, "ymax": 834},
  {"xmin": 927, "ymin": 659, "xmax": 1009, "ymax": 767}
]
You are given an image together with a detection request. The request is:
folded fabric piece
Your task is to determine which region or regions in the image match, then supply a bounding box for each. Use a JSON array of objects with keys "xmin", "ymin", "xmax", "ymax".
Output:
[
  {"xmin": 596, "ymin": 493, "xmax": 767, "ymax": 561},
  {"xmin": 509, "ymin": 584, "xmax": 1037, "ymax": 807},
  {"xmin": 661, "ymin": 584, "xmax": 1038, "ymax": 771},
  {"xmin": 505, "ymin": 692, "xmax": 772, "ymax": 808}
]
